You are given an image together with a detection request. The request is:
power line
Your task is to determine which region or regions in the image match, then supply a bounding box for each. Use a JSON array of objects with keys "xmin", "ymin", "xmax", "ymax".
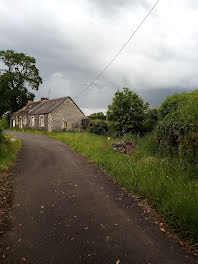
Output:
[{"xmin": 74, "ymin": 0, "xmax": 160, "ymax": 100}]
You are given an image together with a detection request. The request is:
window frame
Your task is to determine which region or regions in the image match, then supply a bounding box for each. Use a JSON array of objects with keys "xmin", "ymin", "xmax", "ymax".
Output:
[
  {"xmin": 39, "ymin": 115, "xmax": 44, "ymax": 127},
  {"xmin": 31, "ymin": 116, "xmax": 35, "ymax": 127},
  {"xmin": 23, "ymin": 115, "xmax": 27, "ymax": 125}
]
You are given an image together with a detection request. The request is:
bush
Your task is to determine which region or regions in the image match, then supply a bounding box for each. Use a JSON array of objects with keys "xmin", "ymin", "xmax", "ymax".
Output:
[
  {"xmin": 142, "ymin": 108, "xmax": 158, "ymax": 134},
  {"xmin": 107, "ymin": 88, "xmax": 149, "ymax": 135},
  {"xmin": 156, "ymin": 90, "xmax": 198, "ymax": 162},
  {"xmin": 0, "ymin": 115, "xmax": 9, "ymax": 129},
  {"xmin": 89, "ymin": 120, "xmax": 108, "ymax": 135},
  {"xmin": 88, "ymin": 112, "xmax": 106, "ymax": 120},
  {"xmin": 0, "ymin": 126, "xmax": 4, "ymax": 143}
]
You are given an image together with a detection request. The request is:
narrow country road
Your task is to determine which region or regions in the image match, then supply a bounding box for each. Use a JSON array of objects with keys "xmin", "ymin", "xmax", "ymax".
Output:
[{"xmin": 3, "ymin": 131, "xmax": 196, "ymax": 264}]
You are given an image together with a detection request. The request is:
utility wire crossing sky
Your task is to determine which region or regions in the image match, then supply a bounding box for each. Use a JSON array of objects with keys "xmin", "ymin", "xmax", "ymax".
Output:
[
  {"xmin": 0, "ymin": 0, "xmax": 197, "ymax": 114},
  {"xmin": 75, "ymin": 0, "xmax": 160, "ymax": 101}
]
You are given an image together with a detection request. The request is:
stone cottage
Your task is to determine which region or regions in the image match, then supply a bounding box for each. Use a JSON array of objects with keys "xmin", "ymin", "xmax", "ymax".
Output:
[{"xmin": 10, "ymin": 97, "xmax": 88, "ymax": 131}]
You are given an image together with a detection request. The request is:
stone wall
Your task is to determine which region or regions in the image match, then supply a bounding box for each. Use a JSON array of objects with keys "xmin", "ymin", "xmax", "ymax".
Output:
[
  {"xmin": 10, "ymin": 114, "xmax": 48, "ymax": 130},
  {"xmin": 10, "ymin": 98, "xmax": 86, "ymax": 132},
  {"xmin": 49, "ymin": 98, "xmax": 85, "ymax": 131}
]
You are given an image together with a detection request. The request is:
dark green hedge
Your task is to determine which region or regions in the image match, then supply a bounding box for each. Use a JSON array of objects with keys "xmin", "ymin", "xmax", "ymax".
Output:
[{"xmin": 156, "ymin": 90, "xmax": 198, "ymax": 162}]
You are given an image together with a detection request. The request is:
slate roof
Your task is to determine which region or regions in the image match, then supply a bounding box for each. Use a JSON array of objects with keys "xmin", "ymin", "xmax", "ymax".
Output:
[{"xmin": 19, "ymin": 97, "xmax": 69, "ymax": 115}]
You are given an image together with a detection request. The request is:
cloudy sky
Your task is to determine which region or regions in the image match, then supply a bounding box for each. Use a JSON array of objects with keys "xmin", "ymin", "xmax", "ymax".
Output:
[{"xmin": 0, "ymin": 0, "xmax": 197, "ymax": 114}]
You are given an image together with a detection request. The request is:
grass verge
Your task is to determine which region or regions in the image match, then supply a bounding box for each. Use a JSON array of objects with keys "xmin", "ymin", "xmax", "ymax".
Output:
[
  {"xmin": 0, "ymin": 134, "xmax": 21, "ymax": 252},
  {"xmin": 0, "ymin": 134, "xmax": 21, "ymax": 172}
]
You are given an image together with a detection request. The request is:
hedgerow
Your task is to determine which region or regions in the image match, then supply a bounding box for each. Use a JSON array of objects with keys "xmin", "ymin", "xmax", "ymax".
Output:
[{"xmin": 157, "ymin": 90, "xmax": 198, "ymax": 162}]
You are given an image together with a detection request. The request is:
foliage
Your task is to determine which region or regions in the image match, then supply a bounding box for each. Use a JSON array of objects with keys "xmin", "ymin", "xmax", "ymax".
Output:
[
  {"xmin": 0, "ymin": 134, "xmax": 21, "ymax": 172},
  {"xmin": 157, "ymin": 90, "xmax": 198, "ymax": 162},
  {"xmin": 88, "ymin": 112, "xmax": 106, "ymax": 120},
  {"xmin": 142, "ymin": 108, "xmax": 158, "ymax": 133},
  {"xmin": 0, "ymin": 50, "xmax": 42, "ymax": 117},
  {"xmin": 0, "ymin": 116, "xmax": 9, "ymax": 129},
  {"xmin": 107, "ymin": 88, "xmax": 149, "ymax": 136},
  {"xmin": 0, "ymin": 116, "xmax": 8, "ymax": 144},
  {"xmin": 89, "ymin": 120, "xmax": 108, "ymax": 135},
  {"xmin": 158, "ymin": 90, "xmax": 198, "ymax": 119},
  {"xmin": 0, "ymin": 126, "xmax": 4, "ymax": 144}
]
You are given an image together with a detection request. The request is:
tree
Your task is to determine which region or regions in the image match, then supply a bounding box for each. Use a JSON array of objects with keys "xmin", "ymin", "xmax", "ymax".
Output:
[
  {"xmin": 107, "ymin": 88, "xmax": 149, "ymax": 135},
  {"xmin": 88, "ymin": 112, "xmax": 106, "ymax": 120},
  {"xmin": 0, "ymin": 50, "xmax": 42, "ymax": 117}
]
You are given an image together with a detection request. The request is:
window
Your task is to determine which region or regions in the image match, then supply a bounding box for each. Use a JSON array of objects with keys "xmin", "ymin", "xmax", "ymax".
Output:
[
  {"xmin": 23, "ymin": 115, "xmax": 27, "ymax": 125},
  {"xmin": 12, "ymin": 120, "xmax": 15, "ymax": 128},
  {"xmin": 63, "ymin": 122, "xmax": 67, "ymax": 130},
  {"xmin": 31, "ymin": 116, "xmax": 35, "ymax": 127},
  {"xmin": 19, "ymin": 117, "xmax": 22, "ymax": 129},
  {"xmin": 39, "ymin": 115, "xmax": 44, "ymax": 127}
]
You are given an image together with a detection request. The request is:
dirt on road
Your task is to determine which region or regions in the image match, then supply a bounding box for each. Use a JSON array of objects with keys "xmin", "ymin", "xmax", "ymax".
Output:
[{"xmin": 2, "ymin": 131, "xmax": 197, "ymax": 264}]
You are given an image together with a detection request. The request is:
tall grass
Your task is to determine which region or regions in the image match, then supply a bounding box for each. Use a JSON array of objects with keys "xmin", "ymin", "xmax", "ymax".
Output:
[
  {"xmin": 48, "ymin": 131, "xmax": 198, "ymax": 243},
  {"xmin": 0, "ymin": 135, "xmax": 21, "ymax": 172}
]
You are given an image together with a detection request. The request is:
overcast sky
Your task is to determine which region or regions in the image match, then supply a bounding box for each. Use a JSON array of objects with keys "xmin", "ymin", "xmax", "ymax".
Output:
[{"xmin": 0, "ymin": 0, "xmax": 197, "ymax": 114}]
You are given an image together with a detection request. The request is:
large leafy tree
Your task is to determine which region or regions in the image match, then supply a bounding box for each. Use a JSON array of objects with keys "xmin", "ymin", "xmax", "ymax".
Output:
[
  {"xmin": 0, "ymin": 50, "xmax": 42, "ymax": 117},
  {"xmin": 107, "ymin": 88, "xmax": 149, "ymax": 135}
]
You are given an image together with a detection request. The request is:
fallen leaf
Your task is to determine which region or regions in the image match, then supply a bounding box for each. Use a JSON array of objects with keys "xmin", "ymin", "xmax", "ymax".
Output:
[
  {"xmin": 159, "ymin": 223, "xmax": 163, "ymax": 227},
  {"xmin": 74, "ymin": 185, "xmax": 78, "ymax": 187},
  {"xmin": 100, "ymin": 224, "xmax": 105, "ymax": 229},
  {"xmin": 84, "ymin": 226, "xmax": 89, "ymax": 230},
  {"xmin": 116, "ymin": 260, "xmax": 120, "ymax": 264},
  {"xmin": 41, "ymin": 205, "xmax": 44, "ymax": 209},
  {"xmin": 21, "ymin": 257, "xmax": 26, "ymax": 262},
  {"xmin": 18, "ymin": 224, "xmax": 23, "ymax": 227},
  {"xmin": 160, "ymin": 228, "xmax": 166, "ymax": 232},
  {"xmin": 179, "ymin": 240, "xmax": 184, "ymax": 246}
]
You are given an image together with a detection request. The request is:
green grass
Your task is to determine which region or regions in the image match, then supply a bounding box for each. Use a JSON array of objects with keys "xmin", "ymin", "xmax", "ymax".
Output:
[
  {"xmin": 0, "ymin": 134, "xmax": 21, "ymax": 172},
  {"xmin": 10, "ymin": 128, "xmax": 198, "ymax": 244}
]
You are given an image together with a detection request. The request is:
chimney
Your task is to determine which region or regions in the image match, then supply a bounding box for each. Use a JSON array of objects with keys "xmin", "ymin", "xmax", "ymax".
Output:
[{"xmin": 41, "ymin": 97, "xmax": 49, "ymax": 101}]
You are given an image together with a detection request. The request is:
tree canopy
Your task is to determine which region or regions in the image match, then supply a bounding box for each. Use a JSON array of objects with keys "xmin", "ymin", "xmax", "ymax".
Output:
[
  {"xmin": 107, "ymin": 88, "xmax": 149, "ymax": 135},
  {"xmin": 0, "ymin": 50, "xmax": 42, "ymax": 117},
  {"xmin": 88, "ymin": 112, "xmax": 106, "ymax": 120}
]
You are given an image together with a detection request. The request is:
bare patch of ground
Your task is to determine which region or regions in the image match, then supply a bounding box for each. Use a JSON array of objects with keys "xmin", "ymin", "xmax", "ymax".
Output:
[{"xmin": 112, "ymin": 141, "xmax": 137, "ymax": 155}]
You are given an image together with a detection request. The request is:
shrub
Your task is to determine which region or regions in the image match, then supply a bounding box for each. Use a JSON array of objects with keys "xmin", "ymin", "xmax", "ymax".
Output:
[
  {"xmin": 0, "ymin": 126, "xmax": 4, "ymax": 143},
  {"xmin": 142, "ymin": 108, "xmax": 158, "ymax": 134},
  {"xmin": 156, "ymin": 90, "xmax": 198, "ymax": 162},
  {"xmin": 89, "ymin": 120, "xmax": 108, "ymax": 135},
  {"xmin": 107, "ymin": 88, "xmax": 149, "ymax": 135},
  {"xmin": 88, "ymin": 112, "xmax": 106, "ymax": 120},
  {"xmin": 0, "ymin": 115, "xmax": 9, "ymax": 129}
]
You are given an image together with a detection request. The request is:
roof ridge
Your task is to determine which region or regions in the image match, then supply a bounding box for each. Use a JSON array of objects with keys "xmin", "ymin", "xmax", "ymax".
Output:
[
  {"xmin": 29, "ymin": 96, "xmax": 69, "ymax": 105},
  {"xmin": 43, "ymin": 96, "xmax": 69, "ymax": 102}
]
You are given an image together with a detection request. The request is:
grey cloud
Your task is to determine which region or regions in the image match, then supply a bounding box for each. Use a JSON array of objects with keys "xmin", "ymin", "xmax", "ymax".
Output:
[
  {"xmin": 0, "ymin": 0, "xmax": 198, "ymax": 115},
  {"xmin": 87, "ymin": 0, "xmax": 149, "ymax": 14}
]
